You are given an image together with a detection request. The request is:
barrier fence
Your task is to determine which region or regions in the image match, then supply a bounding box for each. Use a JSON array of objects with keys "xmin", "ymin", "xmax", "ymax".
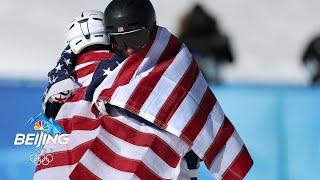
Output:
[{"xmin": 1, "ymin": 82, "xmax": 319, "ymax": 180}]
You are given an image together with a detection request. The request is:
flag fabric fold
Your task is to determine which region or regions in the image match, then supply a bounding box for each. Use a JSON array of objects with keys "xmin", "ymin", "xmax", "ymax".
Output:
[
  {"xmin": 35, "ymin": 26, "xmax": 253, "ymax": 180},
  {"xmin": 92, "ymin": 26, "xmax": 253, "ymax": 179}
]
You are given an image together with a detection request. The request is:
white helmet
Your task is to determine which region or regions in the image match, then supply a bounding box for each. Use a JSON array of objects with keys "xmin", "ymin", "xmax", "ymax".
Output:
[{"xmin": 66, "ymin": 10, "xmax": 109, "ymax": 54}]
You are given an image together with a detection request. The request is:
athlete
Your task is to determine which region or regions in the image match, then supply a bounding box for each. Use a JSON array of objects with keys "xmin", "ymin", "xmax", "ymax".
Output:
[
  {"xmin": 302, "ymin": 36, "xmax": 320, "ymax": 84},
  {"xmin": 38, "ymin": 1, "xmax": 253, "ymax": 179},
  {"xmin": 90, "ymin": 0, "xmax": 253, "ymax": 179},
  {"xmin": 40, "ymin": 9, "xmax": 199, "ymax": 180},
  {"xmin": 43, "ymin": 10, "xmax": 124, "ymax": 118}
]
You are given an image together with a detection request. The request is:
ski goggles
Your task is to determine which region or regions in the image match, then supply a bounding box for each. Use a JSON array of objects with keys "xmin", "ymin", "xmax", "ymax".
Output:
[{"xmin": 109, "ymin": 28, "xmax": 150, "ymax": 52}]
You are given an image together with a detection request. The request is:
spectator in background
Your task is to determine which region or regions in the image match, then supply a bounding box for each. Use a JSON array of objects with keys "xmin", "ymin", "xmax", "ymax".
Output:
[
  {"xmin": 179, "ymin": 4, "xmax": 234, "ymax": 83},
  {"xmin": 303, "ymin": 35, "xmax": 320, "ymax": 84}
]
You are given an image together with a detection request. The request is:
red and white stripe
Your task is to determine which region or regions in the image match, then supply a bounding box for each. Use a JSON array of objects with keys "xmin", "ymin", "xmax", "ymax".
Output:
[
  {"xmin": 35, "ymin": 105, "xmax": 190, "ymax": 179},
  {"xmin": 36, "ymin": 26, "xmax": 252, "ymax": 179},
  {"xmin": 92, "ymin": 26, "xmax": 253, "ymax": 179},
  {"xmin": 37, "ymin": 71, "xmax": 191, "ymax": 179},
  {"xmin": 43, "ymin": 50, "xmax": 112, "ymax": 109},
  {"xmin": 91, "ymin": 27, "xmax": 159, "ymax": 103},
  {"xmin": 36, "ymin": 50, "xmax": 114, "ymax": 179},
  {"xmin": 73, "ymin": 151, "xmax": 139, "ymax": 180},
  {"xmin": 73, "ymin": 50, "xmax": 112, "ymax": 86}
]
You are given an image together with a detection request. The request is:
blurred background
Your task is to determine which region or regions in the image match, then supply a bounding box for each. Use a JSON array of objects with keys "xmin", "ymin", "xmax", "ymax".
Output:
[{"xmin": 1, "ymin": 0, "xmax": 320, "ymax": 179}]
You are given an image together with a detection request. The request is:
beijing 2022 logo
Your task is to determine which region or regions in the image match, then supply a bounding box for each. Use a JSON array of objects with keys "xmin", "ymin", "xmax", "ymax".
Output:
[{"xmin": 13, "ymin": 113, "xmax": 69, "ymax": 165}]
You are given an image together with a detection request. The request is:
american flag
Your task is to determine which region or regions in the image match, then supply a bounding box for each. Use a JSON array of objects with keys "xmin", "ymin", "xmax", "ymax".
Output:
[
  {"xmin": 42, "ymin": 45, "xmax": 117, "ymax": 108},
  {"xmin": 36, "ymin": 26, "xmax": 253, "ymax": 180},
  {"xmin": 42, "ymin": 45, "xmax": 78, "ymax": 110}
]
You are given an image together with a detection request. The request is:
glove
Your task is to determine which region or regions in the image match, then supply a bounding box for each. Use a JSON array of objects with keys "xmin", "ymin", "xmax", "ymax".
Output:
[
  {"xmin": 95, "ymin": 100, "xmax": 108, "ymax": 115},
  {"xmin": 49, "ymin": 90, "xmax": 73, "ymax": 103}
]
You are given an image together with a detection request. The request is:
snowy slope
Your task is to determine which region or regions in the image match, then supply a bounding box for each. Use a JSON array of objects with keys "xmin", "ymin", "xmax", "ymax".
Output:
[{"xmin": 1, "ymin": 0, "xmax": 320, "ymax": 84}]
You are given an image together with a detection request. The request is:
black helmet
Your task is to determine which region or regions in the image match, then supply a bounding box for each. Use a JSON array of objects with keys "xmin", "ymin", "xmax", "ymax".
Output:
[{"xmin": 104, "ymin": 0, "xmax": 156, "ymax": 34}]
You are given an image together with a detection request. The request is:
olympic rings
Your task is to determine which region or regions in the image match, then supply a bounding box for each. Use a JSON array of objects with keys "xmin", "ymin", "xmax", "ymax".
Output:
[{"xmin": 29, "ymin": 152, "xmax": 54, "ymax": 165}]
